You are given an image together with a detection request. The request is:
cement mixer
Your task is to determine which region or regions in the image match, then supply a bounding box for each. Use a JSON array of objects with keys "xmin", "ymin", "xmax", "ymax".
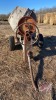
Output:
[
  {"xmin": 8, "ymin": 7, "xmax": 44, "ymax": 91},
  {"xmin": 8, "ymin": 7, "xmax": 44, "ymax": 61}
]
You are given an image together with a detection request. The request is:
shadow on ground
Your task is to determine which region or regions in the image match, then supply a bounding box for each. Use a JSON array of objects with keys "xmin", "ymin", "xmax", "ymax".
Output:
[
  {"xmin": 15, "ymin": 44, "xmax": 22, "ymax": 50},
  {"xmin": 33, "ymin": 36, "xmax": 56, "ymax": 100},
  {"xmin": 13, "ymin": 36, "xmax": 56, "ymax": 100}
]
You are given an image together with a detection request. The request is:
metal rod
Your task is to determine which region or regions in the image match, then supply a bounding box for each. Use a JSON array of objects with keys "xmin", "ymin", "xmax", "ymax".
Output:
[
  {"xmin": 27, "ymin": 54, "xmax": 37, "ymax": 91},
  {"xmin": 23, "ymin": 33, "xmax": 28, "ymax": 62}
]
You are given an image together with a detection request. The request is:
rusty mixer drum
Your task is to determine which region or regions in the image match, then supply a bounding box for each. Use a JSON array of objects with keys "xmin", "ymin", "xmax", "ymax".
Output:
[{"xmin": 16, "ymin": 16, "xmax": 36, "ymax": 36}]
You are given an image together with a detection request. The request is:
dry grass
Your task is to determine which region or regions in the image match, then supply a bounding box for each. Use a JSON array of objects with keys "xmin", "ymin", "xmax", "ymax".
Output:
[
  {"xmin": 43, "ymin": 13, "xmax": 51, "ymax": 24},
  {"xmin": 0, "ymin": 15, "xmax": 9, "ymax": 21},
  {"xmin": 43, "ymin": 12, "xmax": 56, "ymax": 25},
  {"xmin": 0, "ymin": 21, "xmax": 56, "ymax": 100},
  {"xmin": 50, "ymin": 13, "xmax": 56, "ymax": 25},
  {"xmin": 37, "ymin": 14, "xmax": 44, "ymax": 23}
]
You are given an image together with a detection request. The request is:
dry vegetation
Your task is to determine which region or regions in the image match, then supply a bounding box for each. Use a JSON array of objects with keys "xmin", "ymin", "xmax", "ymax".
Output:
[
  {"xmin": 50, "ymin": 13, "xmax": 56, "ymax": 25},
  {"xmin": 37, "ymin": 14, "xmax": 44, "ymax": 23},
  {"xmin": 0, "ymin": 7, "xmax": 56, "ymax": 99},
  {"xmin": 43, "ymin": 12, "xmax": 56, "ymax": 25},
  {"xmin": 37, "ymin": 12, "xmax": 56, "ymax": 25},
  {"xmin": 43, "ymin": 13, "xmax": 51, "ymax": 24},
  {"xmin": 0, "ymin": 14, "xmax": 9, "ymax": 21},
  {"xmin": 0, "ymin": 21, "xmax": 56, "ymax": 100},
  {"xmin": 36, "ymin": 7, "xmax": 56, "ymax": 25}
]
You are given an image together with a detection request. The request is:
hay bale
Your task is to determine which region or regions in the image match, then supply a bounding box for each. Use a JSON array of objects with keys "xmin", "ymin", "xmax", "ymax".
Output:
[
  {"xmin": 37, "ymin": 14, "xmax": 41, "ymax": 23},
  {"xmin": 43, "ymin": 13, "xmax": 51, "ymax": 24},
  {"xmin": 37, "ymin": 14, "xmax": 44, "ymax": 23},
  {"xmin": 50, "ymin": 13, "xmax": 56, "ymax": 25},
  {"xmin": 43, "ymin": 12, "xmax": 56, "ymax": 25}
]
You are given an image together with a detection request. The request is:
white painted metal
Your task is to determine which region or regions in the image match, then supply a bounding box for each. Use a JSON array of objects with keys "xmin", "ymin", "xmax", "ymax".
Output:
[{"xmin": 8, "ymin": 6, "xmax": 28, "ymax": 32}]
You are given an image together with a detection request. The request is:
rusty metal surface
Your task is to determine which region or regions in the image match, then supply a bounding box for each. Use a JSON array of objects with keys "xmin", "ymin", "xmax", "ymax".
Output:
[
  {"xmin": 17, "ymin": 16, "xmax": 36, "ymax": 36},
  {"xmin": 8, "ymin": 7, "xmax": 36, "ymax": 33}
]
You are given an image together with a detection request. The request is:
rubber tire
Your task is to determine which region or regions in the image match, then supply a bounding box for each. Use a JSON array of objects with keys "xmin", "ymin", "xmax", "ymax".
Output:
[
  {"xmin": 9, "ymin": 36, "xmax": 15, "ymax": 51},
  {"xmin": 38, "ymin": 34, "xmax": 44, "ymax": 48}
]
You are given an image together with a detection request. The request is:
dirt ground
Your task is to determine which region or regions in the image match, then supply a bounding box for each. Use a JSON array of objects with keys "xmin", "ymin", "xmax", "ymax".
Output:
[{"xmin": 0, "ymin": 21, "xmax": 56, "ymax": 100}]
